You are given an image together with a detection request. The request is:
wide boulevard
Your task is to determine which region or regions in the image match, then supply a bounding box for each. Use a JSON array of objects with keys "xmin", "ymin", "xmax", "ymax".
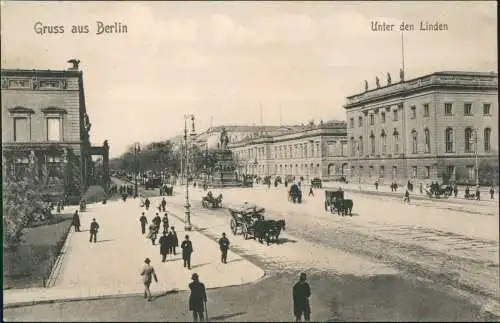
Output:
[{"xmin": 4, "ymin": 179, "xmax": 499, "ymax": 322}]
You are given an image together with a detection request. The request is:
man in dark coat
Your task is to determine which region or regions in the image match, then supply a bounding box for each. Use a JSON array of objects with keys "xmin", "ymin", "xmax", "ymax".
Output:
[
  {"xmin": 218, "ymin": 232, "xmax": 230, "ymax": 264},
  {"xmin": 145, "ymin": 198, "xmax": 151, "ymax": 210},
  {"xmin": 89, "ymin": 218, "xmax": 99, "ymax": 243},
  {"xmin": 171, "ymin": 226, "xmax": 179, "ymax": 255},
  {"xmin": 153, "ymin": 213, "xmax": 162, "ymax": 231},
  {"xmin": 181, "ymin": 235, "xmax": 193, "ymax": 269},
  {"xmin": 293, "ymin": 273, "xmax": 311, "ymax": 322},
  {"xmin": 189, "ymin": 273, "xmax": 207, "ymax": 322},
  {"xmin": 72, "ymin": 210, "xmax": 80, "ymax": 232},
  {"xmin": 159, "ymin": 232, "xmax": 169, "ymax": 262},
  {"xmin": 490, "ymin": 186, "xmax": 495, "ymax": 199},
  {"xmin": 162, "ymin": 213, "xmax": 169, "ymax": 233},
  {"xmin": 140, "ymin": 212, "xmax": 148, "ymax": 234},
  {"xmin": 161, "ymin": 198, "xmax": 167, "ymax": 212}
]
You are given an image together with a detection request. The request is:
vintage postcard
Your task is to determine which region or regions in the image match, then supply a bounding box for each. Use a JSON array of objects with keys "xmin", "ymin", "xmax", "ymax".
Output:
[{"xmin": 2, "ymin": 1, "xmax": 498, "ymax": 322}]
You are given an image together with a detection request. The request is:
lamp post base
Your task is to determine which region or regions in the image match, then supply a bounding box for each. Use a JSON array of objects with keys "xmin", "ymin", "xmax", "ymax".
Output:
[{"xmin": 184, "ymin": 206, "xmax": 192, "ymax": 231}]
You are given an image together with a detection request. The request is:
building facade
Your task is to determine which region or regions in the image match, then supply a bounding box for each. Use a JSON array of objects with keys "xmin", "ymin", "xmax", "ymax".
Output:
[
  {"xmin": 1, "ymin": 65, "xmax": 109, "ymax": 201},
  {"xmin": 344, "ymin": 71, "xmax": 498, "ymax": 185},
  {"xmin": 229, "ymin": 121, "xmax": 348, "ymax": 181}
]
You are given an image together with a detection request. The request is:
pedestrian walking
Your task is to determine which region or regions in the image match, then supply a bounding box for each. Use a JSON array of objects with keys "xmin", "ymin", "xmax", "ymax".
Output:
[
  {"xmin": 308, "ymin": 187, "xmax": 314, "ymax": 197},
  {"xmin": 171, "ymin": 227, "xmax": 179, "ymax": 255},
  {"xmin": 189, "ymin": 273, "xmax": 207, "ymax": 322},
  {"xmin": 148, "ymin": 223, "xmax": 158, "ymax": 245},
  {"xmin": 162, "ymin": 213, "xmax": 169, "ymax": 233},
  {"xmin": 145, "ymin": 198, "xmax": 151, "ymax": 210},
  {"xmin": 476, "ymin": 186, "xmax": 481, "ymax": 200},
  {"xmin": 490, "ymin": 186, "xmax": 495, "ymax": 199},
  {"xmin": 140, "ymin": 258, "xmax": 158, "ymax": 302},
  {"xmin": 153, "ymin": 213, "xmax": 162, "ymax": 228},
  {"xmin": 453, "ymin": 185, "xmax": 458, "ymax": 198},
  {"xmin": 161, "ymin": 198, "xmax": 167, "ymax": 212},
  {"xmin": 293, "ymin": 273, "xmax": 311, "ymax": 322},
  {"xmin": 181, "ymin": 235, "xmax": 193, "ymax": 269},
  {"xmin": 159, "ymin": 232, "xmax": 169, "ymax": 262},
  {"xmin": 140, "ymin": 212, "xmax": 148, "ymax": 234},
  {"xmin": 403, "ymin": 188, "xmax": 410, "ymax": 203},
  {"xmin": 89, "ymin": 218, "xmax": 99, "ymax": 243},
  {"xmin": 218, "ymin": 232, "xmax": 230, "ymax": 264},
  {"xmin": 374, "ymin": 180, "xmax": 379, "ymax": 190},
  {"xmin": 72, "ymin": 210, "xmax": 80, "ymax": 232}
]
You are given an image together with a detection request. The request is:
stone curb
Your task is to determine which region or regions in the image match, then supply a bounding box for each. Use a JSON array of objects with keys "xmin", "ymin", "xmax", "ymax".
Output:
[{"xmin": 45, "ymin": 226, "xmax": 74, "ymax": 288}]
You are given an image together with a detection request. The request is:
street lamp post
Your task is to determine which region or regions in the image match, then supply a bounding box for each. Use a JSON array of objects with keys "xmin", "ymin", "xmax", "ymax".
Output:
[
  {"xmin": 134, "ymin": 143, "xmax": 140, "ymax": 198},
  {"xmin": 183, "ymin": 114, "xmax": 195, "ymax": 231},
  {"xmin": 474, "ymin": 128, "xmax": 480, "ymax": 189}
]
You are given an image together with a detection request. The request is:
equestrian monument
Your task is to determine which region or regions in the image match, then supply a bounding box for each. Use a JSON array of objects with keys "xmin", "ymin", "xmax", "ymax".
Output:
[{"xmin": 210, "ymin": 128, "xmax": 241, "ymax": 188}]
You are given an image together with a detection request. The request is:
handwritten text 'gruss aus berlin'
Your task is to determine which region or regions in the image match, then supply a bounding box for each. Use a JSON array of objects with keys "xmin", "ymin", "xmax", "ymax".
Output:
[
  {"xmin": 370, "ymin": 21, "xmax": 449, "ymax": 32},
  {"xmin": 33, "ymin": 21, "xmax": 128, "ymax": 35}
]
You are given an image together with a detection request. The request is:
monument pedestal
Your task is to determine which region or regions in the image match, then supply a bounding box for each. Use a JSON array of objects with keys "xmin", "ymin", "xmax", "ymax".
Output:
[{"xmin": 210, "ymin": 149, "xmax": 242, "ymax": 188}]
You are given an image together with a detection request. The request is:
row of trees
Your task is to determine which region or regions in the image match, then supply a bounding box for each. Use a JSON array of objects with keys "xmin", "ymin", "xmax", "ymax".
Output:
[
  {"xmin": 3, "ymin": 157, "xmax": 54, "ymax": 249},
  {"xmin": 109, "ymin": 140, "xmax": 222, "ymax": 178}
]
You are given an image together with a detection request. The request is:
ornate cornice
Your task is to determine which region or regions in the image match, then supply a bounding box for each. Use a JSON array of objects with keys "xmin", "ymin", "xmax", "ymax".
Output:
[
  {"xmin": 1, "ymin": 77, "xmax": 68, "ymax": 90},
  {"xmin": 42, "ymin": 107, "xmax": 68, "ymax": 114},
  {"xmin": 8, "ymin": 106, "xmax": 35, "ymax": 114}
]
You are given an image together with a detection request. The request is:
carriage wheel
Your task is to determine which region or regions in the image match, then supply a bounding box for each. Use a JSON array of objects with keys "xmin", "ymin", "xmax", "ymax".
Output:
[
  {"xmin": 242, "ymin": 224, "xmax": 249, "ymax": 240},
  {"xmin": 230, "ymin": 219, "xmax": 236, "ymax": 235}
]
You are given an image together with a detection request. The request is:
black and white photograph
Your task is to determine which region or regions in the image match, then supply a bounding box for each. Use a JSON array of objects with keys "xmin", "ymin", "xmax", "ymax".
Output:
[{"xmin": 2, "ymin": 1, "xmax": 498, "ymax": 321}]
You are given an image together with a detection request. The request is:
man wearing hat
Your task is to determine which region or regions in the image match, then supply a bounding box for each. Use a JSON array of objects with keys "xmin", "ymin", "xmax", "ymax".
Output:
[
  {"xmin": 293, "ymin": 272, "xmax": 311, "ymax": 322},
  {"xmin": 189, "ymin": 273, "xmax": 207, "ymax": 321},
  {"xmin": 89, "ymin": 218, "xmax": 99, "ymax": 243},
  {"xmin": 140, "ymin": 258, "xmax": 158, "ymax": 301},
  {"xmin": 218, "ymin": 232, "xmax": 230, "ymax": 264},
  {"xmin": 159, "ymin": 231, "xmax": 169, "ymax": 262},
  {"xmin": 181, "ymin": 235, "xmax": 193, "ymax": 269}
]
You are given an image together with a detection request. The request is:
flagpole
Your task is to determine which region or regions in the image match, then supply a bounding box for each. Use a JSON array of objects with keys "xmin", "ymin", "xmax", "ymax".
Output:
[{"xmin": 401, "ymin": 32, "xmax": 405, "ymax": 75}]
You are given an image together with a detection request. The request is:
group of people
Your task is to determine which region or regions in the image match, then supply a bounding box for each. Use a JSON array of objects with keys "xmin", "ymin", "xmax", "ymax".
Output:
[{"xmin": 72, "ymin": 210, "xmax": 100, "ymax": 243}]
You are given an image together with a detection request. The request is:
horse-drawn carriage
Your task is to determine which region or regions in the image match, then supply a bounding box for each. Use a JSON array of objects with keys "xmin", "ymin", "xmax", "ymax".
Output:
[
  {"xmin": 201, "ymin": 191, "xmax": 223, "ymax": 208},
  {"xmin": 324, "ymin": 190, "xmax": 353, "ymax": 216},
  {"xmin": 425, "ymin": 184, "xmax": 452, "ymax": 199},
  {"xmin": 228, "ymin": 204, "xmax": 286, "ymax": 245},
  {"xmin": 288, "ymin": 183, "xmax": 302, "ymax": 203}
]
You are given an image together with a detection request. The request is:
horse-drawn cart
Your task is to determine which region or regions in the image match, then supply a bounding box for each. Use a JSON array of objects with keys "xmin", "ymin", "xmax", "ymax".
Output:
[
  {"xmin": 324, "ymin": 190, "xmax": 353, "ymax": 216},
  {"xmin": 201, "ymin": 192, "xmax": 223, "ymax": 208},
  {"xmin": 228, "ymin": 204, "xmax": 265, "ymax": 239}
]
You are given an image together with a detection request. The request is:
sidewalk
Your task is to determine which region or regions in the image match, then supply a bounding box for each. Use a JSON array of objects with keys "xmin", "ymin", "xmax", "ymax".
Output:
[{"xmin": 3, "ymin": 199, "xmax": 264, "ymax": 307}]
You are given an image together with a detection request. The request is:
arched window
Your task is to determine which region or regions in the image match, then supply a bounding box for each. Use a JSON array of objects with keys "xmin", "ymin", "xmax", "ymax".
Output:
[
  {"xmin": 411, "ymin": 130, "xmax": 418, "ymax": 154},
  {"xmin": 380, "ymin": 130, "xmax": 387, "ymax": 154},
  {"xmin": 350, "ymin": 137, "xmax": 355, "ymax": 156},
  {"xmin": 445, "ymin": 127, "xmax": 453, "ymax": 152},
  {"xmin": 370, "ymin": 131, "xmax": 375, "ymax": 154},
  {"xmin": 393, "ymin": 128, "xmax": 399, "ymax": 153},
  {"xmin": 424, "ymin": 128, "xmax": 431, "ymax": 153},
  {"xmin": 465, "ymin": 127, "xmax": 474, "ymax": 153},
  {"xmin": 484, "ymin": 128, "xmax": 491, "ymax": 152},
  {"xmin": 358, "ymin": 136, "xmax": 364, "ymax": 155}
]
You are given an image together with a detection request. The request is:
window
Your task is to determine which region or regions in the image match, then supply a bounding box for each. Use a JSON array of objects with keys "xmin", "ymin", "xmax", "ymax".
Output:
[
  {"xmin": 483, "ymin": 103, "xmax": 491, "ymax": 115},
  {"xmin": 358, "ymin": 116, "xmax": 363, "ymax": 127},
  {"xmin": 445, "ymin": 103, "xmax": 453, "ymax": 115},
  {"xmin": 445, "ymin": 127, "xmax": 453, "ymax": 152},
  {"xmin": 370, "ymin": 133, "xmax": 375, "ymax": 154},
  {"xmin": 412, "ymin": 166, "xmax": 417, "ymax": 178},
  {"xmin": 424, "ymin": 166, "xmax": 430, "ymax": 179},
  {"xmin": 368, "ymin": 166, "xmax": 373, "ymax": 177},
  {"xmin": 381, "ymin": 131, "xmax": 387, "ymax": 154},
  {"xmin": 464, "ymin": 103, "xmax": 472, "ymax": 116},
  {"xmin": 370, "ymin": 114, "xmax": 374, "ymax": 125},
  {"xmin": 484, "ymin": 128, "xmax": 491, "ymax": 152},
  {"xmin": 379, "ymin": 165, "xmax": 385, "ymax": 178},
  {"xmin": 467, "ymin": 166, "xmax": 474, "ymax": 179},
  {"xmin": 393, "ymin": 130, "xmax": 399, "ymax": 153},
  {"xmin": 14, "ymin": 117, "xmax": 29, "ymax": 142},
  {"xmin": 424, "ymin": 128, "xmax": 431, "ymax": 153},
  {"xmin": 350, "ymin": 137, "xmax": 355, "ymax": 156},
  {"xmin": 381, "ymin": 112, "xmax": 386, "ymax": 123},
  {"xmin": 411, "ymin": 130, "xmax": 418, "ymax": 154},
  {"xmin": 410, "ymin": 106, "xmax": 416, "ymax": 119},
  {"xmin": 464, "ymin": 127, "xmax": 474, "ymax": 153},
  {"xmin": 393, "ymin": 110, "xmax": 398, "ymax": 121},
  {"xmin": 349, "ymin": 118, "xmax": 354, "ymax": 128},
  {"xmin": 392, "ymin": 166, "xmax": 397, "ymax": 179},
  {"xmin": 358, "ymin": 136, "xmax": 364, "ymax": 155},
  {"xmin": 423, "ymin": 104, "xmax": 429, "ymax": 117}
]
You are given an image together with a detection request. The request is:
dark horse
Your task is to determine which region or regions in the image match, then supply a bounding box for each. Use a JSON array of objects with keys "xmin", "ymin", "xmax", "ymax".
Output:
[
  {"xmin": 333, "ymin": 198, "xmax": 353, "ymax": 216},
  {"xmin": 254, "ymin": 220, "xmax": 286, "ymax": 245},
  {"xmin": 289, "ymin": 183, "xmax": 302, "ymax": 204}
]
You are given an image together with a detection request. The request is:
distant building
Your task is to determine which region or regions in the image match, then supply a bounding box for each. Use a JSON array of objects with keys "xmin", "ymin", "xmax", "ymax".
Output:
[
  {"xmin": 344, "ymin": 71, "xmax": 498, "ymax": 185},
  {"xmin": 229, "ymin": 121, "xmax": 348, "ymax": 181},
  {"xmin": 1, "ymin": 65, "xmax": 109, "ymax": 201}
]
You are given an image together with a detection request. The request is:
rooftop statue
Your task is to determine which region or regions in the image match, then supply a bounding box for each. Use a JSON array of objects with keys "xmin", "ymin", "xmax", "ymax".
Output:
[
  {"xmin": 387, "ymin": 72, "xmax": 392, "ymax": 85},
  {"xmin": 364, "ymin": 80, "xmax": 368, "ymax": 91},
  {"xmin": 375, "ymin": 76, "xmax": 380, "ymax": 88}
]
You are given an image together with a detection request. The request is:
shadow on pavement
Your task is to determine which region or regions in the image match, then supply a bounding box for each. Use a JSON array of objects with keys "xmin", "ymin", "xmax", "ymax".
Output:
[
  {"xmin": 277, "ymin": 237, "xmax": 298, "ymax": 244},
  {"xmin": 98, "ymin": 239, "xmax": 114, "ymax": 243},
  {"xmin": 153, "ymin": 288, "xmax": 181, "ymax": 301},
  {"xmin": 191, "ymin": 262, "xmax": 210, "ymax": 269},
  {"xmin": 227, "ymin": 258, "xmax": 244, "ymax": 263},
  {"xmin": 209, "ymin": 311, "xmax": 247, "ymax": 321}
]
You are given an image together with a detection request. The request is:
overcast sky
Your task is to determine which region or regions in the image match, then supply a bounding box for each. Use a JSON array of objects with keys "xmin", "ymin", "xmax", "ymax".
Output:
[{"xmin": 1, "ymin": 1, "xmax": 497, "ymax": 157}]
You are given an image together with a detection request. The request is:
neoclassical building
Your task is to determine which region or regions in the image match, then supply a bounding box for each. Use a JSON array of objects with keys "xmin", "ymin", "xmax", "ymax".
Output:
[
  {"xmin": 1, "ymin": 63, "xmax": 110, "ymax": 201},
  {"xmin": 344, "ymin": 71, "xmax": 498, "ymax": 184},
  {"xmin": 230, "ymin": 121, "xmax": 348, "ymax": 180}
]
